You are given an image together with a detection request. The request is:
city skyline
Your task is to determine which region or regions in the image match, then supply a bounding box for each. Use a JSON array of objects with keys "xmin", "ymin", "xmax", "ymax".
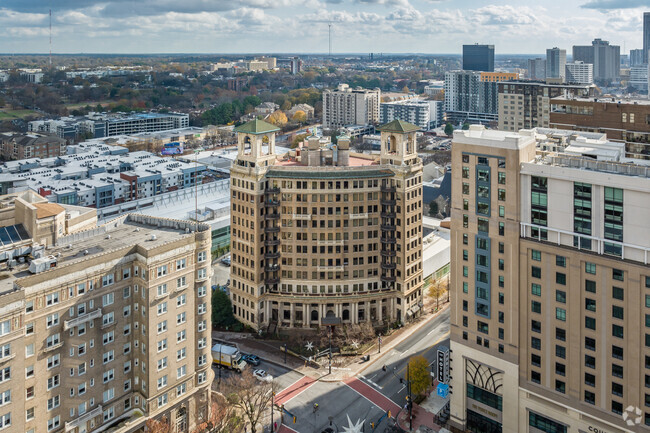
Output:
[{"xmin": 0, "ymin": 0, "xmax": 649, "ymax": 54}]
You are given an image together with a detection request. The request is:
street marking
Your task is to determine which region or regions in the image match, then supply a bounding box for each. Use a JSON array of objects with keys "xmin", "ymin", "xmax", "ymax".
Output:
[
  {"xmin": 275, "ymin": 376, "xmax": 317, "ymax": 406},
  {"xmin": 398, "ymin": 384, "xmax": 406, "ymax": 393},
  {"xmin": 344, "ymin": 377, "xmax": 400, "ymax": 414},
  {"xmin": 278, "ymin": 425, "xmax": 300, "ymax": 433},
  {"xmin": 359, "ymin": 375, "xmax": 383, "ymax": 390}
]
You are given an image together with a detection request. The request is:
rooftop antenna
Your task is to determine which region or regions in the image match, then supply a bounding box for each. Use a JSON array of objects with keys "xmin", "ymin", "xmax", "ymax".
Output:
[{"xmin": 328, "ymin": 22, "xmax": 332, "ymax": 57}]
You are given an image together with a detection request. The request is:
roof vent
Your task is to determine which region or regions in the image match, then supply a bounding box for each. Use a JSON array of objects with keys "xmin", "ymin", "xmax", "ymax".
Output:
[
  {"xmin": 83, "ymin": 249, "xmax": 89, "ymax": 255},
  {"xmin": 150, "ymin": 234, "xmax": 157, "ymax": 241},
  {"xmin": 106, "ymin": 235, "xmax": 111, "ymax": 240}
]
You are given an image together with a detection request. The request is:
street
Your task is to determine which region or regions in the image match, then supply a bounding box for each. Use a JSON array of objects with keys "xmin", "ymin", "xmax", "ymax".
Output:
[{"xmin": 276, "ymin": 309, "xmax": 450, "ymax": 433}]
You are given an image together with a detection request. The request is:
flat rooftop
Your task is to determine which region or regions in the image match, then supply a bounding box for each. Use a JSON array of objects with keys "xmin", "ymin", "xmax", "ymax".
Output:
[{"xmin": 551, "ymin": 95, "xmax": 650, "ymax": 105}]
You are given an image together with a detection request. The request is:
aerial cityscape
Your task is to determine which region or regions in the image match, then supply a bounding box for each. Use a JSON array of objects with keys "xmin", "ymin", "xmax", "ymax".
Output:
[{"xmin": 0, "ymin": 1, "xmax": 649, "ymax": 433}]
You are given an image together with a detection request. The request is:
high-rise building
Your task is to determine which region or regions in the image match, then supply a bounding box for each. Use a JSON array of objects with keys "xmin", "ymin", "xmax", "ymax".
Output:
[
  {"xmin": 0, "ymin": 213, "xmax": 214, "ymax": 433},
  {"xmin": 630, "ymin": 48, "xmax": 645, "ymax": 67},
  {"xmin": 228, "ymin": 118, "xmax": 424, "ymax": 331},
  {"xmin": 565, "ymin": 61, "xmax": 594, "ymax": 84},
  {"xmin": 449, "ymin": 124, "xmax": 650, "ymax": 433},
  {"xmin": 573, "ymin": 39, "xmax": 620, "ymax": 81},
  {"xmin": 380, "ymin": 99, "xmax": 442, "ymax": 130},
  {"xmin": 550, "ymin": 95, "xmax": 650, "ymax": 159},
  {"xmin": 498, "ymin": 80, "xmax": 595, "ymax": 131},
  {"xmin": 463, "ymin": 44, "xmax": 495, "ymax": 72},
  {"xmin": 444, "ymin": 71, "xmax": 500, "ymax": 125},
  {"xmin": 643, "ymin": 12, "xmax": 650, "ymax": 63},
  {"xmin": 546, "ymin": 47, "xmax": 566, "ymax": 81},
  {"xmin": 629, "ymin": 65, "xmax": 649, "ymax": 92},
  {"xmin": 290, "ymin": 57, "xmax": 302, "ymax": 75},
  {"xmin": 527, "ymin": 58, "xmax": 546, "ymax": 80},
  {"xmin": 322, "ymin": 84, "xmax": 381, "ymax": 129}
]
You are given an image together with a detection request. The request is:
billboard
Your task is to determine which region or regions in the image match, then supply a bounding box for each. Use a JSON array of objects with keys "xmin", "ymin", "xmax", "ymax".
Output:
[{"xmin": 161, "ymin": 142, "xmax": 183, "ymax": 155}]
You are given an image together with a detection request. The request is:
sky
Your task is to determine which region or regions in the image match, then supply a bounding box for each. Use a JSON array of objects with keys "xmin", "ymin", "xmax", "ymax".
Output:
[{"xmin": 0, "ymin": 0, "xmax": 649, "ymax": 54}]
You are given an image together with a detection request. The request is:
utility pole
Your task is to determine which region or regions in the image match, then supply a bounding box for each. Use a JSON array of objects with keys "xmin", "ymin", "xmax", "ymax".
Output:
[
  {"xmin": 271, "ymin": 392, "xmax": 275, "ymax": 432},
  {"xmin": 218, "ymin": 344, "xmax": 222, "ymax": 385},
  {"xmin": 407, "ymin": 362, "xmax": 412, "ymax": 431},
  {"xmin": 49, "ymin": 8, "xmax": 52, "ymax": 68}
]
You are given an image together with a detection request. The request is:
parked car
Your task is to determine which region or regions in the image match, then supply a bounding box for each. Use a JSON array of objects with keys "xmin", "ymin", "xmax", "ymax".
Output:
[
  {"xmin": 253, "ymin": 369, "xmax": 273, "ymax": 382},
  {"xmin": 221, "ymin": 255, "xmax": 231, "ymax": 266},
  {"xmin": 242, "ymin": 354, "xmax": 261, "ymax": 366}
]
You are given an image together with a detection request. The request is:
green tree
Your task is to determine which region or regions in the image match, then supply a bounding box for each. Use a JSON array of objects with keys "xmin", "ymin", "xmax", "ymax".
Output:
[
  {"xmin": 462, "ymin": 122, "xmax": 470, "ymax": 130},
  {"xmin": 212, "ymin": 289, "xmax": 236, "ymax": 328},
  {"xmin": 429, "ymin": 200, "xmax": 438, "ymax": 216},
  {"xmin": 407, "ymin": 355, "xmax": 430, "ymax": 396},
  {"xmin": 444, "ymin": 122, "xmax": 454, "ymax": 136}
]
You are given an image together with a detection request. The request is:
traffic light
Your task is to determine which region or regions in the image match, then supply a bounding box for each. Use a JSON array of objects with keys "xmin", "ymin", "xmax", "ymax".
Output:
[
  {"xmin": 399, "ymin": 378, "xmax": 404, "ymax": 383},
  {"xmin": 382, "ymin": 365, "xmax": 387, "ymax": 372}
]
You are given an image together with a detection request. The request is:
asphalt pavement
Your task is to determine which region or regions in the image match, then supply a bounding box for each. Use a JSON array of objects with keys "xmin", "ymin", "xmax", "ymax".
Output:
[{"xmin": 277, "ymin": 309, "xmax": 450, "ymax": 433}]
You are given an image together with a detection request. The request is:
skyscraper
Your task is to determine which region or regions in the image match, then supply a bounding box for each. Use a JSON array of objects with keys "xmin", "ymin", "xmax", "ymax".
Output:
[
  {"xmin": 631, "ymin": 48, "xmax": 645, "ymax": 67},
  {"xmin": 322, "ymin": 84, "xmax": 380, "ymax": 129},
  {"xmin": 573, "ymin": 39, "xmax": 620, "ymax": 82},
  {"xmin": 449, "ymin": 125, "xmax": 650, "ymax": 433},
  {"xmin": 463, "ymin": 44, "xmax": 495, "ymax": 72},
  {"xmin": 643, "ymin": 12, "xmax": 650, "ymax": 63},
  {"xmin": 546, "ymin": 47, "xmax": 566, "ymax": 81},
  {"xmin": 526, "ymin": 58, "xmax": 546, "ymax": 80}
]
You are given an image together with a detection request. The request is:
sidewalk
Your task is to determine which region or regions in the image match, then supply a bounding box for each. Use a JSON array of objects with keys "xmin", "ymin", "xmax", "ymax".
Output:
[{"xmin": 212, "ymin": 302, "xmax": 450, "ymax": 384}]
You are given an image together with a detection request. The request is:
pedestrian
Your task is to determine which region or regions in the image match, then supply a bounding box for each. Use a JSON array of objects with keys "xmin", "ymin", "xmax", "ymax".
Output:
[{"xmin": 274, "ymin": 421, "xmax": 277, "ymax": 431}]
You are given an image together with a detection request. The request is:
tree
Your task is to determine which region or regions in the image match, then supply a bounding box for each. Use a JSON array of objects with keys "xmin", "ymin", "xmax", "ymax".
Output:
[
  {"xmin": 402, "ymin": 86, "xmax": 410, "ymax": 93},
  {"xmin": 267, "ymin": 110, "xmax": 288, "ymax": 127},
  {"xmin": 292, "ymin": 110, "xmax": 307, "ymax": 124},
  {"xmin": 444, "ymin": 122, "xmax": 454, "ymax": 136},
  {"xmin": 280, "ymin": 100, "xmax": 292, "ymax": 111},
  {"xmin": 407, "ymin": 355, "xmax": 430, "ymax": 396},
  {"xmin": 212, "ymin": 289, "xmax": 237, "ymax": 328},
  {"xmin": 462, "ymin": 122, "xmax": 470, "ymax": 130},
  {"xmin": 193, "ymin": 394, "xmax": 243, "ymax": 433},
  {"xmin": 291, "ymin": 133, "xmax": 309, "ymax": 149},
  {"xmin": 427, "ymin": 278, "xmax": 447, "ymax": 310},
  {"xmin": 225, "ymin": 370, "xmax": 277, "ymax": 433},
  {"xmin": 429, "ymin": 200, "xmax": 438, "ymax": 217},
  {"xmin": 145, "ymin": 417, "xmax": 170, "ymax": 433}
]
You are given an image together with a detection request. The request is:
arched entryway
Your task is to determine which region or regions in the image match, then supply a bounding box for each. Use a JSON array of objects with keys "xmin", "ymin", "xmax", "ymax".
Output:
[
  {"xmin": 311, "ymin": 309, "xmax": 319, "ymax": 322},
  {"xmin": 342, "ymin": 309, "xmax": 350, "ymax": 321}
]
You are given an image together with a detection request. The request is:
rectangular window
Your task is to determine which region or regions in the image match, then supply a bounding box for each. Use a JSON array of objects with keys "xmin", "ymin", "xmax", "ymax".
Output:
[
  {"xmin": 585, "ymin": 262, "xmax": 596, "ymax": 274},
  {"xmin": 531, "ymin": 250, "xmax": 541, "ymax": 261},
  {"xmin": 613, "ymin": 286, "xmax": 624, "ymax": 300},
  {"xmin": 555, "ymin": 273, "xmax": 566, "ymax": 285},
  {"xmin": 556, "ymin": 308, "xmax": 566, "ymax": 321},
  {"xmin": 613, "ymin": 324, "xmax": 624, "ymax": 339},
  {"xmin": 531, "ymin": 283, "xmax": 541, "ymax": 296}
]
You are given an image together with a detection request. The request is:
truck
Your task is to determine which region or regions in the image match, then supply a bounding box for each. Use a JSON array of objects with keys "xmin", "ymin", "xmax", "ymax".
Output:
[{"xmin": 212, "ymin": 343, "xmax": 247, "ymax": 372}]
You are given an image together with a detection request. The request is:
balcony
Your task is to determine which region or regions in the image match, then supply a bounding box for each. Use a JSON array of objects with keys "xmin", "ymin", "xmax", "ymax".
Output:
[
  {"xmin": 265, "ymin": 226, "xmax": 280, "ymax": 233},
  {"xmin": 65, "ymin": 405, "xmax": 103, "ymax": 431},
  {"xmin": 381, "ymin": 224, "xmax": 396, "ymax": 231},
  {"xmin": 349, "ymin": 213, "xmax": 368, "ymax": 220},
  {"xmin": 265, "ymin": 251, "xmax": 280, "ymax": 259},
  {"xmin": 317, "ymin": 239, "xmax": 344, "ymax": 246},
  {"xmin": 265, "ymin": 213, "xmax": 280, "ymax": 220},
  {"xmin": 380, "ymin": 199, "xmax": 396, "ymax": 206},
  {"xmin": 381, "ymin": 212, "xmax": 395, "ymax": 219},
  {"xmin": 292, "ymin": 214, "xmax": 312, "ymax": 220},
  {"xmin": 64, "ymin": 308, "xmax": 102, "ymax": 331},
  {"xmin": 381, "ymin": 275, "xmax": 396, "ymax": 283},
  {"xmin": 381, "ymin": 262, "xmax": 396, "ymax": 270},
  {"xmin": 44, "ymin": 341, "xmax": 64, "ymax": 353},
  {"xmin": 266, "ymin": 187, "xmax": 280, "ymax": 194},
  {"xmin": 267, "ymin": 200, "xmax": 280, "ymax": 207},
  {"xmin": 380, "ymin": 250, "xmax": 396, "ymax": 257},
  {"xmin": 265, "ymin": 265, "xmax": 280, "ymax": 272},
  {"xmin": 381, "ymin": 185, "xmax": 396, "ymax": 193},
  {"xmin": 317, "ymin": 265, "xmax": 345, "ymax": 272},
  {"xmin": 381, "ymin": 237, "xmax": 396, "ymax": 244},
  {"xmin": 266, "ymin": 278, "xmax": 280, "ymax": 285},
  {"xmin": 265, "ymin": 238, "xmax": 280, "ymax": 246}
]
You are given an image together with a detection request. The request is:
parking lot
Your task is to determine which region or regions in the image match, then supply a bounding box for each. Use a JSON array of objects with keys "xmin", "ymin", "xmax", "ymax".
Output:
[{"xmin": 211, "ymin": 260, "xmax": 230, "ymax": 287}]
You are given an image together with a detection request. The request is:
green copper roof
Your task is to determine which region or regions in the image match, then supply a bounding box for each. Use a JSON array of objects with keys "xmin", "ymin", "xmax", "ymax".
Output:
[
  {"xmin": 377, "ymin": 119, "xmax": 420, "ymax": 133},
  {"xmin": 234, "ymin": 119, "xmax": 280, "ymax": 135},
  {"xmin": 266, "ymin": 169, "xmax": 394, "ymax": 180}
]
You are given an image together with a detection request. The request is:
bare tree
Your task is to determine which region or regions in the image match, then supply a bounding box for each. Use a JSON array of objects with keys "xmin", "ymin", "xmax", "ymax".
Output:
[
  {"xmin": 225, "ymin": 370, "xmax": 277, "ymax": 433},
  {"xmin": 192, "ymin": 393, "xmax": 243, "ymax": 433},
  {"xmin": 145, "ymin": 417, "xmax": 170, "ymax": 433}
]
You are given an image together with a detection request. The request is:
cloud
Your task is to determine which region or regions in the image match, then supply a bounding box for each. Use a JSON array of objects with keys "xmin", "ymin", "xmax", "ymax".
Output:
[{"xmin": 580, "ymin": 0, "xmax": 650, "ymax": 9}]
